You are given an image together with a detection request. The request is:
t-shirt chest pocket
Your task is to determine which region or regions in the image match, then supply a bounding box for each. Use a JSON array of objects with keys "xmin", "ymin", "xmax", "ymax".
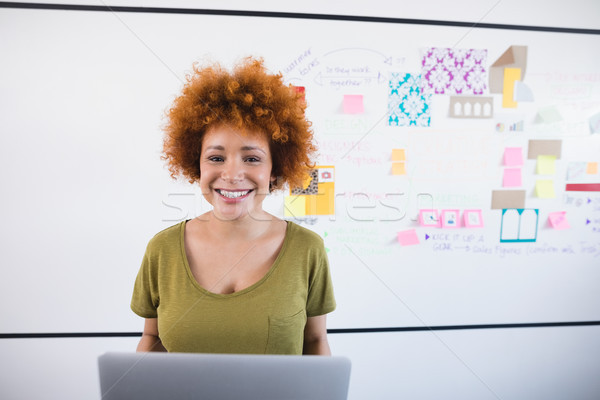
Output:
[{"xmin": 265, "ymin": 309, "xmax": 307, "ymax": 354}]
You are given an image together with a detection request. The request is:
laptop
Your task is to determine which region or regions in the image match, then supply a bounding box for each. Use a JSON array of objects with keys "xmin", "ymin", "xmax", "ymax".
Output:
[{"xmin": 98, "ymin": 352, "xmax": 351, "ymax": 400}]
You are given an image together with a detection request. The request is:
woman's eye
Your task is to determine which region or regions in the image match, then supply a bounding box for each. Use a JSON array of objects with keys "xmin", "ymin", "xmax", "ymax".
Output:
[
  {"xmin": 208, "ymin": 156, "xmax": 224, "ymax": 162},
  {"xmin": 245, "ymin": 157, "xmax": 260, "ymax": 163}
]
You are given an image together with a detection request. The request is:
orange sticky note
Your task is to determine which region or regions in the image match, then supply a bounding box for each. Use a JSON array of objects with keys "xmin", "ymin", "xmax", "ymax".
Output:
[
  {"xmin": 502, "ymin": 68, "xmax": 521, "ymax": 108},
  {"xmin": 392, "ymin": 162, "xmax": 406, "ymax": 175},
  {"xmin": 587, "ymin": 162, "xmax": 598, "ymax": 174},
  {"xmin": 343, "ymin": 94, "xmax": 364, "ymax": 114},
  {"xmin": 392, "ymin": 149, "xmax": 406, "ymax": 162}
]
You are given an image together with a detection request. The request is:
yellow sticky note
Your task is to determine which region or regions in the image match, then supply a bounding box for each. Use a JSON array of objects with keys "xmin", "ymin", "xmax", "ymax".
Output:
[
  {"xmin": 502, "ymin": 68, "xmax": 521, "ymax": 108},
  {"xmin": 537, "ymin": 155, "xmax": 556, "ymax": 175},
  {"xmin": 587, "ymin": 162, "xmax": 598, "ymax": 174},
  {"xmin": 392, "ymin": 149, "xmax": 406, "ymax": 162},
  {"xmin": 535, "ymin": 180, "xmax": 555, "ymax": 198},
  {"xmin": 392, "ymin": 162, "xmax": 406, "ymax": 175},
  {"xmin": 284, "ymin": 195, "xmax": 306, "ymax": 217}
]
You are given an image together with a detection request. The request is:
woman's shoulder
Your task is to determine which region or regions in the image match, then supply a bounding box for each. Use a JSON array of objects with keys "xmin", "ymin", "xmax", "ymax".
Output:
[
  {"xmin": 286, "ymin": 220, "xmax": 324, "ymax": 245},
  {"xmin": 146, "ymin": 220, "xmax": 186, "ymax": 249}
]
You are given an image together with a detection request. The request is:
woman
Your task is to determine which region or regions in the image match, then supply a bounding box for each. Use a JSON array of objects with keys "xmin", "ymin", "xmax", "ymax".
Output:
[{"xmin": 131, "ymin": 57, "xmax": 336, "ymax": 355}]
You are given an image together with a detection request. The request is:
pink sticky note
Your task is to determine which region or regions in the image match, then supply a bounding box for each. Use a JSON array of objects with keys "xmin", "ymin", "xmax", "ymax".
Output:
[
  {"xmin": 503, "ymin": 168, "xmax": 522, "ymax": 187},
  {"xmin": 548, "ymin": 211, "xmax": 570, "ymax": 230},
  {"xmin": 397, "ymin": 229, "xmax": 420, "ymax": 246},
  {"xmin": 463, "ymin": 210, "xmax": 484, "ymax": 228},
  {"xmin": 343, "ymin": 95, "xmax": 364, "ymax": 114},
  {"xmin": 441, "ymin": 209, "xmax": 461, "ymax": 228},
  {"xmin": 419, "ymin": 209, "xmax": 441, "ymax": 227},
  {"xmin": 504, "ymin": 147, "xmax": 523, "ymax": 166}
]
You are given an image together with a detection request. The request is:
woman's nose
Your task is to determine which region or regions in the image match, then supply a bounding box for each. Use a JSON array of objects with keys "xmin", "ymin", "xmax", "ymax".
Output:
[{"xmin": 221, "ymin": 160, "xmax": 244, "ymax": 182}]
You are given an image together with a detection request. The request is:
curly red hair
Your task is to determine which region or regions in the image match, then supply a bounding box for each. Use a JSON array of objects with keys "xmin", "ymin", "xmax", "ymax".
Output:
[{"xmin": 161, "ymin": 57, "xmax": 316, "ymax": 191}]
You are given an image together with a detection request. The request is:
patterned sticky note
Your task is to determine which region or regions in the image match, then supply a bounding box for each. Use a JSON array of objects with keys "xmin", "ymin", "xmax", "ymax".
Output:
[
  {"xmin": 392, "ymin": 149, "xmax": 406, "ymax": 162},
  {"xmin": 587, "ymin": 162, "xmax": 598, "ymax": 174},
  {"xmin": 504, "ymin": 147, "xmax": 523, "ymax": 166},
  {"xmin": 392, "ymin": 162, "xmax": 406, "ymax": 175},
  {"xmin": 397, "ymin": 229, "xmax": 420, "ymax": 246},
  {"xmin": 288, "ymin": 166, "xmax": 335, "ymax": 216},
  {"xmin": 421, "ymin": 48, "xmax": 488, "ymax": 95},
  {"xmin": 537, "ymin": 155, "xmax": 556, "ymax": 175},
  {"xmin": 567, "ymin": 162, "xmax": 587, "ymax": 181},
  {"xmin": 503, "ymin": 168, "xmax": 522, "ymax": 187},
  {"xmin": 388, "ymin": 73, "xmax": 431, "ymax": 127},
  {"xmin": 548, "ymin": 211, "xmax": 570, "ymax": 230},
  {"xmin": 535, "ymin": 180, "xmax": 555, "ymax": 198}
]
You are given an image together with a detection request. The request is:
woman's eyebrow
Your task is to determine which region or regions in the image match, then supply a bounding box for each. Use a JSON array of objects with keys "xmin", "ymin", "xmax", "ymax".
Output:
[
  {"xmin": 204, "ymin": 145, "xmax": 266, "ymax": 154},
  {"xmin": 241, "ymin": 146, "xmax": 266, "ymax": 155},
  {"xmin": 204, "ymin": 145, "xmax": 225, "ymax": 151}
]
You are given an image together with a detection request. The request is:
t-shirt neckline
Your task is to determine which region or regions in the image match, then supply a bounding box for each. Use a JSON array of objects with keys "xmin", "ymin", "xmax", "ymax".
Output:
[{"xmin": 178, "ymin": 219, "xmax": 292, "ymax": 298}]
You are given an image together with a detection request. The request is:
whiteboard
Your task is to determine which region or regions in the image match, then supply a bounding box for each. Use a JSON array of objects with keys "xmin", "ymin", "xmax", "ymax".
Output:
[{"xmin": 0, "ymin": 7, "xmax": 599, "ymax": 333}]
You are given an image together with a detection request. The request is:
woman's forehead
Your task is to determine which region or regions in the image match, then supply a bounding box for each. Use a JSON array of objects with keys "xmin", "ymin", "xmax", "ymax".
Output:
[{"xmin": 202, "ymin": 125, "xmax": 270, "ymax": 148}]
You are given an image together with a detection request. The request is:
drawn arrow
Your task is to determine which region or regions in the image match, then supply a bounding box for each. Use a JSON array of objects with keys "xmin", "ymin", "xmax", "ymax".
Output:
[{"xmin": 425, "ymin": 234, "xmax": 430, "ymax": 240}]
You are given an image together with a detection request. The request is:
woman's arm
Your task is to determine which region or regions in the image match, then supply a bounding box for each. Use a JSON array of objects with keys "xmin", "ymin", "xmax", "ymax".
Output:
[
  {"xmin": 136, "ymin": 318, "xmax": 167, "ymax": 352},
  {"xmin": 302, "ymin": 314, "xmax": 331, "ymax": 355}
]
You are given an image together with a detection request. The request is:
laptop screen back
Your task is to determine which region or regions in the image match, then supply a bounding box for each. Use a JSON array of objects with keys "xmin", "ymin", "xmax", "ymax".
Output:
[{"xmin": 98, "ymin": 352, "xmax": 351, "ymax": 400}]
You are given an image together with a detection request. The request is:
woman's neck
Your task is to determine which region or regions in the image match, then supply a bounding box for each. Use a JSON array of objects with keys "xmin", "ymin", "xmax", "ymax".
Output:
[{"xmin": 198, "ymin": 210, "xmax": 276, "ymax": 242}]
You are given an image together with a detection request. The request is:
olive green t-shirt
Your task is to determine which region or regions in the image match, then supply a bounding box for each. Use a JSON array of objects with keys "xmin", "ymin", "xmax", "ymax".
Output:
[{"xmin": 131, "ymin": 220, "xmax": 336, "ymax": 354}]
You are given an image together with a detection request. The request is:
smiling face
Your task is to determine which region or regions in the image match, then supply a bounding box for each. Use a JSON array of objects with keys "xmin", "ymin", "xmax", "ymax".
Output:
[{"xmin": 199, "ymin": 125, "xmax": 274, "ymax": 222}]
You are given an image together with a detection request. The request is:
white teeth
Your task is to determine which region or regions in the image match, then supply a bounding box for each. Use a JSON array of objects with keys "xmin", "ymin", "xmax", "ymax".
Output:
[{"xmin": 218, "ymin": 190, "xmax": 250, "ymax": 199}]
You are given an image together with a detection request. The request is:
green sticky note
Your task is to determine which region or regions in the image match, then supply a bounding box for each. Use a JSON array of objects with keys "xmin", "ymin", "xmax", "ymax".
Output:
[
  {"xmin": 537, "ymin": 155, "xmax": 556, "ymax": 175},
  {"xmin": 535, "ymin": 180, "xmax": 555, "ymax": 198}
]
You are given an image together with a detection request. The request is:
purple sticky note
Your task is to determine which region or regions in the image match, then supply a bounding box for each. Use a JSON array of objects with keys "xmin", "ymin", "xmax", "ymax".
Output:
[
  {"xmin": 503, "ymin": 168, "xmax": 522, "ymax": 187},
  {"xmin": 343, "ymin": 95, "xmax": 364, "ymax": 114},
  {"xmin": 397, "ymin": 229, "xmax": 420, "ymax": 246},
  {"xmin": 504, "ymin": 147, "xmax": 523, "ymax": 166},
  {"xmin": 548, "ymin": 211, "xmax": 570, "ymax": 230}
]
